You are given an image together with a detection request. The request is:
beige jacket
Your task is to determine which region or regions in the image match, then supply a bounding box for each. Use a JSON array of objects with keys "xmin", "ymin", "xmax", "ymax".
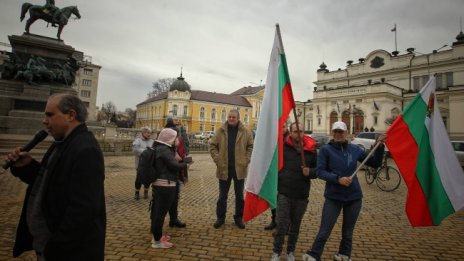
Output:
[{"xmin": 209, "ymin": 121, "xmax": 254, "ymax": 180}]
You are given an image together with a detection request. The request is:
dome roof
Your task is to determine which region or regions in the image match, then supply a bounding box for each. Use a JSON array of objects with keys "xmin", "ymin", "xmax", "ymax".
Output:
[{"xmin": 169, "ymin": 72, "xmax": 191, "ymax": 92}]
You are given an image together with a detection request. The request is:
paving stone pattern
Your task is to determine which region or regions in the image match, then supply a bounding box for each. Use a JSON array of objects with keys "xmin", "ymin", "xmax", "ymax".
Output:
[{"xmin": 0, "ymin": 154, "xmax": 463, "ymax": 260}]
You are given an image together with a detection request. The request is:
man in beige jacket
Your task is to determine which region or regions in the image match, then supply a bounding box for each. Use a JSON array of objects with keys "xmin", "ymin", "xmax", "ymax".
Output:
[{"xmin": 209, "ymin": 109, "xmax": 254, "ymax": 229}]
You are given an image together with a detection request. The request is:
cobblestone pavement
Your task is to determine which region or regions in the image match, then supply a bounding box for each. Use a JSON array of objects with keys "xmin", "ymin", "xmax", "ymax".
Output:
[{"xmin": 1, "ymin": 153, "xmax": 463, "ymax": 261}]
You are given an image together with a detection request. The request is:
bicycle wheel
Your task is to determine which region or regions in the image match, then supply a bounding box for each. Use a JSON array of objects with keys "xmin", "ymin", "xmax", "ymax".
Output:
[
  {"xmin": 364, "ymin": 166, "xmax": 376, "ymax": 184},
  {"xmin": 375, "ymin": 166, "xmax": 401, "ymax": 192}
]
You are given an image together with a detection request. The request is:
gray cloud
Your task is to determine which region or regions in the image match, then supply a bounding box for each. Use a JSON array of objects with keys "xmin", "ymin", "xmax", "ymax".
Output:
[{"xmin": 1, "ymin": 0, "xmax": 462, "ymax": 109}]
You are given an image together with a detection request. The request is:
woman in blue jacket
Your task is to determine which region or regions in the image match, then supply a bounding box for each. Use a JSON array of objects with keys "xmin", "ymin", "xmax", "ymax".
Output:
[{"xmin": 303, "ymin": 121, "xmax": 386, "ymax": 261}]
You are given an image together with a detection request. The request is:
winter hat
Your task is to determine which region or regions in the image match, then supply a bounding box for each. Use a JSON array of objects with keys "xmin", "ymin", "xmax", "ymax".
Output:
[{"xmin": 156, "ymin": 128, "xmax": 178, "ymax": 146}]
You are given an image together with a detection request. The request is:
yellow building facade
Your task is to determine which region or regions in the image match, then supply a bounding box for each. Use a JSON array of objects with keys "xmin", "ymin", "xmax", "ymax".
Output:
[{"xmin": 136, "ymin": 75, "xmax": 264, "ymax": 134}]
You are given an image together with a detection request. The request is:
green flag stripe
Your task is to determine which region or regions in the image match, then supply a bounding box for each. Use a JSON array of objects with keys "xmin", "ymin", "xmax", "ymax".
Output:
[
  {"xmin": 403, "ymin": 96, "xmax": 454, "ymax": 225},
  {"xmin": 258, "ymin": 147, "xmax": 279, "ymax": 209}
]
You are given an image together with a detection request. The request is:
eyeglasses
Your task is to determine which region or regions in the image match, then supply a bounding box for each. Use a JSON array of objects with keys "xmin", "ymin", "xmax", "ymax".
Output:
[{"xmin": 333, "ymin": 129, "xmax": 345, "ymax": 134}]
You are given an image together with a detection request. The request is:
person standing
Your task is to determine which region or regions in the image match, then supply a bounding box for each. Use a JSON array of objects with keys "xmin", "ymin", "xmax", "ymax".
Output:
[
  {"xmin": 132, "ymin": 127, "xmax": 154, "ymax": 200},
  {"xmin": 303, "ymin": 121, "xmax": 386, "ymax": 261},
  {"xmin": 5, "ymin": 94, "xmax": 106, "ymax": 261},
  {"xmin": 150, "ymin": 128, "xmax": 188, "ymax": 248},
  {"xmin": 209, "ymin": 109, "xmax": 254, "ymax": 229},
  {"xmin": 164, "ymin": 118, "xmax": 187, "ymax": 228},
  {"xmin": 270, "ymin": 123, "xmax": 317, "ymax": 261}
]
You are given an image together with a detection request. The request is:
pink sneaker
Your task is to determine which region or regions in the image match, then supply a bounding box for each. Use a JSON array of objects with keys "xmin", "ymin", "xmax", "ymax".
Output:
[
  {"xmin": 151, "ymin": 235, "xmax": 171, "ymax": 243},
  {"xmin": 151, "ymin": 240, "xmax": 173, "ymax": 249},
  {"xmin": 161, "ymin": 235, "xmax": 171, "ymax": 241}
]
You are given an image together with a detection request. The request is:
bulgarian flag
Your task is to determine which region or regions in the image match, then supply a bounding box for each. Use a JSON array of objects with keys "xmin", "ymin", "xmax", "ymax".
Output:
[
  {"xmin": 386, "ymin": 76, "xmax": 464, "ymax": 227},
  {"xmin": 243, "ymin": 24, "xmax": 295, "ymax": 222}
]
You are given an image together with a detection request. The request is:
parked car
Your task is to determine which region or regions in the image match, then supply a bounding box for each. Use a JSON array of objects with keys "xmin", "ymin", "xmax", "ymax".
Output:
[
  {"xmin": 203, "ymin": 131, "xmax": 215, "ymax": 139},
  {"xmin": 313, "ymin": 135, "xmax": 330, "ymax": 149},
  {"xmin": 351, "ymin": 132, "xmax": 388, "ymax": 151},
  {"xmin": 451, "ymin": 140, "xmax": 464, "ymax": 169},
  {"xmin": 193, "ymin": 132, "xmax": 203, "ymax": 139}
]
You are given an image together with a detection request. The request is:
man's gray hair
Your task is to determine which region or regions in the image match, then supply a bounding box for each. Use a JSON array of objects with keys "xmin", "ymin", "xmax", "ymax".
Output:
[
  {"xmin": 56, "ymin": 94, "xmax": 88, "ymax": 122},
  {"xmin": 229, "ymin": 109, "xmax": 240, "ymax": 120},
  {"xmin": 141, "ymin": 126, "xmax": 152, "ymax": 133}
]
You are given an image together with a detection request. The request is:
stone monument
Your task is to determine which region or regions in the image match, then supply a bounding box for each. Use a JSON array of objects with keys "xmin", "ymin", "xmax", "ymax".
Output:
[{"xmin": 0, "ymin": 2, "xmax": 83, "ymax": 134}]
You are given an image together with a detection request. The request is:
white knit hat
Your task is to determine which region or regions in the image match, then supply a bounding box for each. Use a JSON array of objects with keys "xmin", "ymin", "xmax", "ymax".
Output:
[{"xmin": 156, "ymin": 128, "xmax": 178, "ymax": 145}]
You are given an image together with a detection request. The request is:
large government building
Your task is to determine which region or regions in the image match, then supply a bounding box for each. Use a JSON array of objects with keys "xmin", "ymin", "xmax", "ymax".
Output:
[
  {"xmin": 298, "ymin": 30, "xmax": 464, "ymax": 139},
  {"xmin": 135, "ymin": 73, "xmax": 264, "ymax": 133}
]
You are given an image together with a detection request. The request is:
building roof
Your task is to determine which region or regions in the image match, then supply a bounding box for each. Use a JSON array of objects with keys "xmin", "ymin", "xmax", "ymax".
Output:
[
  {"xmin": 230, "ymin": 86, "xmax": 264, "ymax": 95},
  {"xmin": 137, "ymin": 90, "xmax": 252, "ymax": 107},
  {"xmin": 190, "ymin": 90, "xmax": 251, "ymax": 107},
  {"xmin": 169, "ymin": 73, "xmax": 191, "ymax": 92}
]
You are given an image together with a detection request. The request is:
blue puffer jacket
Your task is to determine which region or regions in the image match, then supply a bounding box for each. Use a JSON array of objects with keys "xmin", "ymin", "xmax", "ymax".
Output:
[{"xmin": 317, "ymin": 140, "xmax": 384, "ymax": 202}]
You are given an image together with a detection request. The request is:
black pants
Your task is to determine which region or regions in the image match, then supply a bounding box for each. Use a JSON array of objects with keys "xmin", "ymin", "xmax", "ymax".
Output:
[
  {"xmin": 168, "ymin": 181, "xmax": 181, "ymax": 221},
  {"xmin": 151, "ymin": 186, "xmax": 176, "ymax": 241},
  {"xmin": 216, "ymin": 169, "xmax": 244, "ymax": 221},
  {"xmin": 273, "ymin": 194, "xmax": 308, "ymax": 254}
]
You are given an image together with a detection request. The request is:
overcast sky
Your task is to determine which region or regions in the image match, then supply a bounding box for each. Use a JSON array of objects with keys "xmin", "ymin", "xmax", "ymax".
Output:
[{"xmin": 1, "ymin": 0, "xmax": 463, "ymax": 110}]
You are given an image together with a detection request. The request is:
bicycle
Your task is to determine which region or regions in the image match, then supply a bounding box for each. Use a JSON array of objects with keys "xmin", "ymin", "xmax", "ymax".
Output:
[{"xmin": 364, "ymin": 152, "xmax": 401, "ymax": 192}]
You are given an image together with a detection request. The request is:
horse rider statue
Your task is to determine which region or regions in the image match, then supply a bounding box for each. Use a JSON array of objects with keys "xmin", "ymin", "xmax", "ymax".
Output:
[{"xmin": 43, "ymin": 0, "xmax": 60, "ymax": 27}]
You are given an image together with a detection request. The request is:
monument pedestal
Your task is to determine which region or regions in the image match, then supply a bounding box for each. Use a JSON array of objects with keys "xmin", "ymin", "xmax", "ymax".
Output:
[{"xmin": 0, "ymin": 34, "xmax": 80, "ymax": 134}]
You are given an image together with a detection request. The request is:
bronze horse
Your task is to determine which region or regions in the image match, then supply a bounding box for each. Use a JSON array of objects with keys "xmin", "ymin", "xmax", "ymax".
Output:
[{"xmin": 20, "ymin": 3, "xmax": 81, "ymax": 40}]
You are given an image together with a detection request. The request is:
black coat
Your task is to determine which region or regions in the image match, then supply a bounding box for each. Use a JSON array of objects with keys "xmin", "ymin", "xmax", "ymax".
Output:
[
  {"xmin": 10, "ymin": 124, "xmax": 106, "ymax": 261},
  {"xmin": 153, "ymin": 142, "xmax": 187, "ymax": 182},
  {"xmin": 278, "ymin": 140, "xmax": 317, "ymax": 199}
]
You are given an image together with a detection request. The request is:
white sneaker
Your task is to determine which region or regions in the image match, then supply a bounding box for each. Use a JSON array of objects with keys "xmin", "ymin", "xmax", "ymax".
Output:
[
  {"xmin": 302, "ymin": 253, "xmax": 317, "ymax": 261},
  {"xmin": 333, "ymin": 253, "xmax": 352, "ymax": 261},
  {"xmin": 287, "ymin": 252, "xmax": 295, "ymax": 261},
  {"xmin": 270, "ymin": 252, "xmax": 280, "ymax": 261},
  {"xmin": 151, "ymin": 240, "xmax": 173, "ymax": 249}
]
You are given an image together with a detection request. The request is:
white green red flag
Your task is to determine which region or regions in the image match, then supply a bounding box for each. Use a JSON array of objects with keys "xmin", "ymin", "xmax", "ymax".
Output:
[
  {"xmin": 386, "ymin": 76, "xmax": 464, "ymax": 227},
  {"xmin": 243, "ymin": 24, "xmax": 296, "ymax": 222}
]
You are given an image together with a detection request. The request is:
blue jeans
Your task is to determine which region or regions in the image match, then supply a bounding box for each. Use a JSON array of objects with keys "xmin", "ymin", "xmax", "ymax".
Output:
[
  {"xmin": 216, "ymin": 169, "xmax": 244, "ymax": 221},
  {"xmin": 308, "ymin": 198, "xmax": 362, "ymax": 261}
]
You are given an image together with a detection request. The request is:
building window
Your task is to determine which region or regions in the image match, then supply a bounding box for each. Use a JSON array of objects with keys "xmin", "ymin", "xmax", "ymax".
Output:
[
  {"xmin": 172, "ymin": 105, "xmax": 178, "ymax": 116},
  {"xmin": 82, "ymin": 79, "xmax": 92, "ymax": 86},
  {"xmin": 221, "ymin": 109, "xmax": 226, "ymax": 121},
  {"xmin": 244, "ymin": 113, "xmax": 249, "ymax": 123},
  {"xmin": 374, "ymin": 116, "xmax": 378, "ymax": 125},
  {"xmin": 446, "ymin": 72, "xmax": 453, "ymax": 87},
  {"xmin": 318, "ymin": 118, "xmax": 321, "ymax": 126},
  {"xmin": 356, "ymin": 99, "xmax": 362, "ymax": 103},
  {"xmin": 211, "ymin": 108, "xmax": 216, "ymax": 120},
  {"xmin": 413, "ymin": 77, "xmax": 420, "ymax": 91},
  {"xmin": 200, "ymin": 124, "xmax": 204, "ymax": 132},
  {"xmin": 80, "ymin": 90, "xmax": 91, "ymax": 97},
  {"xmin": 83, "ymin": 69, "xmax": 93, "ymax": 75},
  {"xmin": 422, "ymin": 75, "xmax": 429, "ymax": 86},
  {"xmin": 200, "ymin": 107, "xmax": 205, "ymax": 119},
  {"xmin": 183, "ymin": 105, "xmax": 188, "ymax": 116},
  {"xmin": 436, "ymin": 74, "xmax": 443, "ymax": 89}
]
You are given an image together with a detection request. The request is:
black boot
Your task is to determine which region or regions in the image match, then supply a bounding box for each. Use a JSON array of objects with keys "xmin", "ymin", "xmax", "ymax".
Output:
[
  {"xmin": 234, "ymin": 218, "xmax": 245, "ymax": 229},
  {"xmin": 213, "ymin": 218, "xmax": 225, "ymax": 229},
  {"xmin": 264, "ymin": 220, "xmax": 277, "ymax": 230},
  {"xmin": 169, "ymin": 219, "xmax": 186, "ymax": 228},
  {"xmin": 134, "ymin": 191, "xmax": 140, "ymax": 200}
]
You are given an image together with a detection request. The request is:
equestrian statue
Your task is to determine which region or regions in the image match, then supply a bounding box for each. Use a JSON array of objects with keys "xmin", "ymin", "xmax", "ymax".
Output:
[{"xmin": 20, "ymin": 0, "xmax": 81, "ymax": 40}]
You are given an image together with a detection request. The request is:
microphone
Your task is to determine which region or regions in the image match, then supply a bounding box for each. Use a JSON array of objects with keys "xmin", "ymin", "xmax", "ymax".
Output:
[{"xmin": 2, "ymin": 130, "xmax": 49, "ymax": 170}]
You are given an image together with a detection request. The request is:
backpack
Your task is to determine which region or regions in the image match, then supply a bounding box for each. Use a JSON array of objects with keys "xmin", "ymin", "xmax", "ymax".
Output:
[{"xmin": 137, "ymin": 147, "xmax": 158, "ymax": 187}]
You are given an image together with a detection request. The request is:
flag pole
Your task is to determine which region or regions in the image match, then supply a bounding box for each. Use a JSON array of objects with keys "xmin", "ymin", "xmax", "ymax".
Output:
[
  {"xmin": 276, "ymin": 23, "xmax": 306, "ymax": 167},
  {"xmin": 349, "ymin": 142, "xmax": 382, "ymax": 178}
]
